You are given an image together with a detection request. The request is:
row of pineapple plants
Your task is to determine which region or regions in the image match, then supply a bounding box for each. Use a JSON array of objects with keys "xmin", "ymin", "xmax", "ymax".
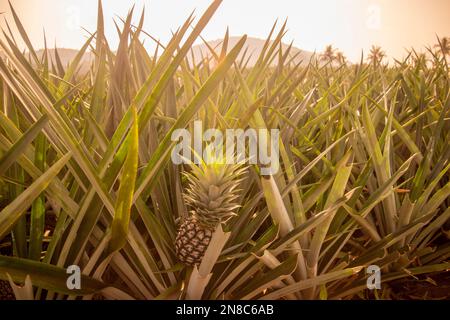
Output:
[{"xmin": 0, "ymin": 0, "xmax": 449, "ymax": 299}]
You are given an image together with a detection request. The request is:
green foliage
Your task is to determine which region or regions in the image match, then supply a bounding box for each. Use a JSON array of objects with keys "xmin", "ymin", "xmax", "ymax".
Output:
[{"xmin": 0, "ymin": 0, "xmax": 448, "ymax": 300}]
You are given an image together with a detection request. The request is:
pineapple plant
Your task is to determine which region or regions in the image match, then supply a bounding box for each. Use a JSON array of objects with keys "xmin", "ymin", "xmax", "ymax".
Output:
[
  {"xmin": 175, "ymin": 161, "xmax": 245, "ymax": 266},
  {"xmin": 0, "ymin": 0, "xmax": 449, "ymax": 300}
]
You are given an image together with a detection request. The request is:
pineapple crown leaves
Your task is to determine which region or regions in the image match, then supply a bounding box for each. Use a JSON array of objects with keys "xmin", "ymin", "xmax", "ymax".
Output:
[{"xmin": 182, "ymin": 162, "xmax": 247, "ymax": 228}]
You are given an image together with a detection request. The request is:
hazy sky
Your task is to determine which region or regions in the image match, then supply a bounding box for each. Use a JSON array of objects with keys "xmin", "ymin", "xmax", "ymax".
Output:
[{"xmin": 0, "ymin": 0, "xmax": 449, "ymax": 62}]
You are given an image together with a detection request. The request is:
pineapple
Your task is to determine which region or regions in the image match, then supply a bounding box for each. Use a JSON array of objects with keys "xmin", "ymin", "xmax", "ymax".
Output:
[
  {"xmin": 0, "ymin": 280, "xmax": 14, "ymax": 300},
  {"xmin": 175, "ymin": 162, "xmax": 245, "ymax": 266}
]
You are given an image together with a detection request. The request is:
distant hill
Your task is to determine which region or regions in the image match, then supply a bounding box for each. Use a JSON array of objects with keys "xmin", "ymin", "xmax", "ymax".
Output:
[
  {"xmin": 189, "ymin": 36, "xmax": 315, "ymax": 67},
  {"xmin": 35, "ymin": 48, "xmax": 94, "ymax": 74},
  {"xmin": 24, "ymin": 37, "xmax": 314, "ymax": 73}
]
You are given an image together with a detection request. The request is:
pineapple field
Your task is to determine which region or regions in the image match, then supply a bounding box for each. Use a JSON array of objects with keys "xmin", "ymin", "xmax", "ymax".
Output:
[{"xmin": 0, "ymin": 0, "xmax": 449, "ymax": 300}]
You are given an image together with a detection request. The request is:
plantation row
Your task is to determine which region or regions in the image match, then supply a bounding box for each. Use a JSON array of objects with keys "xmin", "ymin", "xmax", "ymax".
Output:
[{"xmin": 0, "ymin": 0, "xmax": 448, "ymax": 299}]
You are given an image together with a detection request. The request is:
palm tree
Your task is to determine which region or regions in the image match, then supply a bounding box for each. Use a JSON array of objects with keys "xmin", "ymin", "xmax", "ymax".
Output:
[
  {"xmin": 368, "ymin": 45, "xmax": 386, "ymax": 66},
  {"xmin": 336, "ymin": 51, "xmax": 347, "ymax": 65},
  {"xmin": 434, "ymin": 37, "xmax": 450, "ymax": 57},
  {"xmin": 416, "ymin": 53, "xmax": 428, "ymax": 67},
  {"xmin": 320, "ymin": 45, "xmax": 336, "ymax": 64}
]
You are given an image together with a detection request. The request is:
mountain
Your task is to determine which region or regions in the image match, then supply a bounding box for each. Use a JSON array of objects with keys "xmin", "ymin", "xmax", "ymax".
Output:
[
  {"xmin": 35, "ymin": 48, "xmax": 94, "ymax": 74},
  {"xmin": 189, "ymin": 36, "xmax": 315, "ymax": 67},
  {"xmin": 26, "ymin": 37, "xmax": 314, "ymax": 73}
]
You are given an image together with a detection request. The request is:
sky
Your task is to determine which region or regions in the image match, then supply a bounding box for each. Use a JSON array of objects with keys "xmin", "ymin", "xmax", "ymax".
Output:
[{"xmin": 0, "ymin": 0, "xmax": 449, "ymax": 62}]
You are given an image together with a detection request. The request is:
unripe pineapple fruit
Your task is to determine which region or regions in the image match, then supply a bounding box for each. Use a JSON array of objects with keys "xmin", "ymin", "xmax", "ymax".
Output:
[
  {"xmin": 0, "ymin": 280, "xmax": 14, "ymax": 300},
  {"xmin": 175, "ymin": 162, "xmax": 245, "ymax": 266}
]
